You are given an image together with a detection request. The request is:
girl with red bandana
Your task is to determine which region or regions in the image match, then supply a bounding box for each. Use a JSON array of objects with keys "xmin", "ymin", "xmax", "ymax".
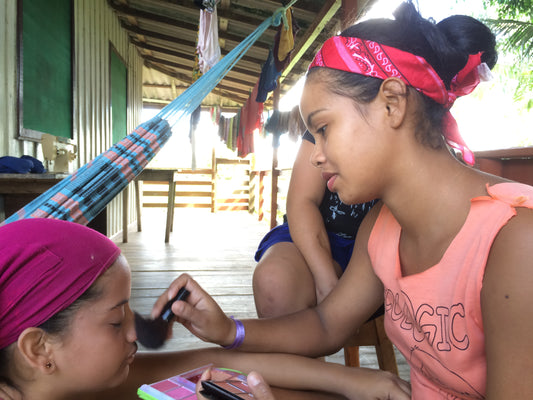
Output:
[{"xmin": 161, "ymin": 2, "xmax": 533, "ymax": 399}]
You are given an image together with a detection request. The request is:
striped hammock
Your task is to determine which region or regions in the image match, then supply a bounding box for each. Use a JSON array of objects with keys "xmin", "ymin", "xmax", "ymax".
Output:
[{"xmin": 3, "ymin": 3, "xmax": 295, "ymax": 226}]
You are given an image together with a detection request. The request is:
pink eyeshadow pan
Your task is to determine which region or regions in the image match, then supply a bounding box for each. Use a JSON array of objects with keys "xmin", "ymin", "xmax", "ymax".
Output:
[
  {"xmin": 166, "ymin": 386, "xmax": 195, "ymax": 398},
  {"xmin": 186, "ymin": 373, "xmax": 203, "ymax": 384},
  {"xmin": 152, "ymin": 380, "xmax": 179, "ymax": 391}
]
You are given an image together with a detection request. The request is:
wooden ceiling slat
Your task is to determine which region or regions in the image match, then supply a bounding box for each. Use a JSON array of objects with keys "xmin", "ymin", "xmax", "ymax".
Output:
[{"xmin": 109, "ymin": 0, "xmax": 278, "ymax": 48}]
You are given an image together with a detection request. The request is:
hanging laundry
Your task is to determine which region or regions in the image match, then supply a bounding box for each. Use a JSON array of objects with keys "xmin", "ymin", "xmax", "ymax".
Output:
[
  {"xmin": 218, "ymin": 115, "xmax": 227, "ymax": 143},
  {"xmin": 197, "ymin": 5, "xmax": 221, "ymax": 74},
  {"xmin": 189, "ymin": 18, "xmax": 203, "ymax": 169},
  {"xmin": 256, "ymin": 49, "xmax": 282, "ymax": 103},
  {"xmin": 194, "ymin": 0, "xmax": 205, "ymax": 9},
  {"xmin": 238, "ymin": 81, "xmax": 263, "ymax": 158},
  {"xmin": 265, "ymin": 110, "xmax": 290, "ymax": 135},
  {"xmin": 274, "ymin": 7, "xmax": 299, "ymax": 70},
  {"xmin": 190, "ymin": 4, "xmax": 220, "ymax": 168},
  {"xmin": 194, "ymin": 0, "xmax": 217, "ymax": 12},
  {"xmin": 225, "ymin": 111, "xmax": 240, "ymax": 152},
  {"xmin": 256, "ymin": 7, "xmax": 299, "ymax": 102},
  {"xmin": 210, "ymin": 106, "xmax": 221, "ymax": 126},
  {"xmin": 233, "ymin": 111, "xmax": 241, "ymax": 151},
  {"xmin": 226, "ymin": 116, "xmax": 234, "ymax": 151},
  {"xmin": 225, "ymin": 114, "xmax": 235, "ymax": 146},
  {"xmin": 244, "ymin": 81, "xmax": 264, "ymax": 135},
  {"xmin": 287, "ymin": 105, "xmax": 306, "ymax": 142},
  {"xmin": 189, "ymin": 105, "xmax": 202, "ymax": 170}
]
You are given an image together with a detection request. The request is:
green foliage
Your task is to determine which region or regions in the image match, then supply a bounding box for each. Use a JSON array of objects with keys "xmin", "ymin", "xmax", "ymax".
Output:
[
  {"xmin": 486, "ymin": 0, "xmax": 532, "ymax": 20},
  {"xmin": 484, "ymin": 18, "xmax": 533, "ymax": 57},
  {"xmin": 482, "ymin": 0, "xmax": 532, "ymax": 109}
]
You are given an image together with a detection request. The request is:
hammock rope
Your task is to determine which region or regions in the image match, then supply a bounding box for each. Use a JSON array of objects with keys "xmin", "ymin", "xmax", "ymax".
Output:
[{"xmin": 3, "ymin": 1, "xmax": 297, "ymax": 226}]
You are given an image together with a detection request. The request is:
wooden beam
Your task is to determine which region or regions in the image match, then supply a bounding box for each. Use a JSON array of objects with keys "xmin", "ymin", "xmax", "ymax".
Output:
[
  {"xmin": 112, "ymin": 3, "xmax": 274, "ymax": 52},
  {"xmin": 270, "ymin": 81, "xmax": 281, "ymax": 230},
  {"xmin": 135, "ymin": 43, "xmax": 262, "ymax": 78},
  {"xmin": 341, "ymin": 0, "xmax": 358, "ymax": 29},
  {"xmin": 143, "ymin": 61, "xmax": 250, "ymax": 105},
  {"xmin": 143, "ymin": 55, "xmax": 256, "ymax": 89}
]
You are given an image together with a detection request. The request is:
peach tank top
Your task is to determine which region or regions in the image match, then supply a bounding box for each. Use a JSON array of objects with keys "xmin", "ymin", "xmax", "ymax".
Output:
[{"xmin": 368, "ymin": 183, "xmax": 533, "ymax": 399}]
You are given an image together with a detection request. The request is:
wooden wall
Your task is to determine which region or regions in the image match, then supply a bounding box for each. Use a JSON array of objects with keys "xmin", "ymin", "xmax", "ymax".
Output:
[
  {"xmin": 73, "ymin": 0, "xmax": 144, "ymax": 237},
  {"xmin": 0, "ymin": 0, "xmax": 143, "ymax": 237},
  {"xmin": 0, "ymin": 0, "xmax": 19, "ymax": 157}
]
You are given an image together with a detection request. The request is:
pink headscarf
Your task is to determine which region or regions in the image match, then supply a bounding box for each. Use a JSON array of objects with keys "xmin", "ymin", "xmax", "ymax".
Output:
[
  {"xmin": 0, "ymin": 219, "xmax": 121, "ymax": 349},
  {"xmin": 309, "ymin": 36, "xmax": 485, "ymax": 165}
]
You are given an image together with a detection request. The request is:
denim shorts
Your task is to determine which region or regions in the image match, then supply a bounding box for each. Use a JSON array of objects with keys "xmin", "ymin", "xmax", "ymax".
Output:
[{"xmin": 254, "ymin": 222, "xmax": 355, "ymax": 272}]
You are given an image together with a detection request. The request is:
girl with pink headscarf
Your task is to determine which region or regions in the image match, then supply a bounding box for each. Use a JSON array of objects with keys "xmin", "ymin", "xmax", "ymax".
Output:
[
  {"xmin": 0, "ymin": 218, "xmax": 137, "ymax": 399},
  {"xmin": 0, "ymin": 218, "xmax": 409, "ymax": 400}
]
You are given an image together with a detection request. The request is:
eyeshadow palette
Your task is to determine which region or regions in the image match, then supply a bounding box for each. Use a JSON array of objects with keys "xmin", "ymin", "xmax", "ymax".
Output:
[{"xmin": 137, "ymin": 364, "xmax": 253, "ymax": 400}]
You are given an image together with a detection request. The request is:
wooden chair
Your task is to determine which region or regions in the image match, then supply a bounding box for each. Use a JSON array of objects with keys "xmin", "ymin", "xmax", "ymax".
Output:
[{"xmin": 343, "ymin": 314, "xmax": 398, "ymax": 375}]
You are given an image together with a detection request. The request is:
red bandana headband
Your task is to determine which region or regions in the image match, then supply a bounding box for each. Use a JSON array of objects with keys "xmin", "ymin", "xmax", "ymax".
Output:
[{"xmin": 309, "ymin": 36, "xmax": 485, "ymax": 165}]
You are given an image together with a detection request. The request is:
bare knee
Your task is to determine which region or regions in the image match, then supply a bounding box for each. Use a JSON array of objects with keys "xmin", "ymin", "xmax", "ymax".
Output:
[{"xmin": 253, "ymin": 243, "xmax": 316, "ymax": 318}]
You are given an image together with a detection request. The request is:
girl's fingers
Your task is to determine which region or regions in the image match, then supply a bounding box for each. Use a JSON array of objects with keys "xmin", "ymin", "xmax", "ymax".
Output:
[
  {"xmin": 195, "ymin": 368, "xmax": 213, "ymax": 399},
  {"xmin": 151, "ymin": 274, "xmax": 196, "ymax": 318},
  {"xmin": 247, "ymin": 371, "xmax": 276, "ymax": 400}
]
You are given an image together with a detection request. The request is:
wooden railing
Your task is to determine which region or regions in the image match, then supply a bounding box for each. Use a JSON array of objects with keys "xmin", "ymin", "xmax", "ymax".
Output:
[
  {"xmin": 136, "ymin": 159, "xmax": 292, "ymax": 226},
  {"xmin": 140, "ymin": 168, "xmax": 215, "ymax": 210},
  {"xmin": 475, "ymin": 147, "xmax": 533, "ymax": 185},
  {"xmin": 138, "ymin": 158, "xmax": 254, "ymax": 213},
  {"xmin": 137, "ymin": 147, "xmax": 533, "ymax": 216},
  {"xmin": 214, "ymin": 158, "xmax": 251, "ymax": 212}
]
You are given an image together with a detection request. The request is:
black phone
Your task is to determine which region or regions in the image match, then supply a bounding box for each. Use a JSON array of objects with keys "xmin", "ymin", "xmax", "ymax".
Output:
[{"xmin": 200, "ymin": 380, "xmax": 249, "ymax": 400}]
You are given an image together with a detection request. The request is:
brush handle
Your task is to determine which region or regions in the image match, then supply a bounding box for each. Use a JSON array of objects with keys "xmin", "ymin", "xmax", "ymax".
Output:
[
  {"xmin": 200, "ymin": 380, "xmax": 246, "ymax": 400},
  {"xmin": 160, "ymin": 287, "xmax": 190, "ymax": 322}
]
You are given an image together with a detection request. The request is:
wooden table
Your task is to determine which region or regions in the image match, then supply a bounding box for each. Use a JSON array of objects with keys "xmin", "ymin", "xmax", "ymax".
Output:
[
  {"xmin": 0, "ymin": 172, "xmax": 107, "ymax": 234},
  {"xmin": 123, "ymin": 168, "xmax": 177, "ymax": 243},
  {"xmin": 0, "ymin": 173, "xmax": 70, "ymax": 222}
]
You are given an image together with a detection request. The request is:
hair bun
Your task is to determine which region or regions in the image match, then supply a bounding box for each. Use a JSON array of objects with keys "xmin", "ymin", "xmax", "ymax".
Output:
[{"xmin": 437, "ymin": 15, "xmax": 498, "ymax": 69}]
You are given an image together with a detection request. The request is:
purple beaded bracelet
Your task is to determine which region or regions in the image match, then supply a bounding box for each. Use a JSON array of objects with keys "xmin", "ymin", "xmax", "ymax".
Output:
[{"xmin": 223, "ymin": 316, "xmax": 245, "ymax": 350}]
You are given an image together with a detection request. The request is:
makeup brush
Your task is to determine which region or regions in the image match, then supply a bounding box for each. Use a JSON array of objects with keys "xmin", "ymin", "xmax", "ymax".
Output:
[{"xmin": 134, "ymin": 286, "xmax": 190, "ymax": 349}]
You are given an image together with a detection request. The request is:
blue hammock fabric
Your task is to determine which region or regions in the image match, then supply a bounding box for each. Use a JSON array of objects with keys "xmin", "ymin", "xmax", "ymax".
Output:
[{"xmin": 2, "ymin": 4, "xmax": 295, "ymax": 226}]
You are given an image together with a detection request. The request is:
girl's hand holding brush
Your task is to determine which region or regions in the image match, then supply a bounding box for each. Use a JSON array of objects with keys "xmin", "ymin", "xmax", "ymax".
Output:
[{"xmin": 151, "ymin": 273, "xmax": 237, "ymax": 347}]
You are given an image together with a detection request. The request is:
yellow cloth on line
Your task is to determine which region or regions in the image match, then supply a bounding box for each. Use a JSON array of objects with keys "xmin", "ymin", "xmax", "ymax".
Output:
[{"xmin": 277, "ymin": 8, "xmax": 294, "ymax": 62}]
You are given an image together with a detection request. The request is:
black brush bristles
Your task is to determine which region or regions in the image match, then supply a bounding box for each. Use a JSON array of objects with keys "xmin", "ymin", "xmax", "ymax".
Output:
[{"xmin": 134, "ymin": 287, "xmax": 190, "ymax": 349}]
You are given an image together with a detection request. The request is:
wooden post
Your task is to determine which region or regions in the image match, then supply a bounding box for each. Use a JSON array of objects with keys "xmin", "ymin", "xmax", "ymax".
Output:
[
  {"xmin": 249, "ymin": 170, "xmax": 256, "ymax": 215},
  {"xmin": 122, "ymin": 185, "xmax": 129, "ymax": 243},
  {"xmin": 211, "ymin": 146, "xmax": 216, "ymax": 213},
  {"xmin": 258, "ymin": 170, "xmax": 265, "ymax": 221},
  {"xmin": 270, "ymin": 145, "xmax": 279, "ymax": 229},
  {"xmin": 135, "ymin": 179, "xmax": 142, "ymax": 232},
  {"xmin": 270, "ymin": 83, "xmax": 281, "ymax": 229},
  {"xmin": 165, "ymin": 172, "xmax": 177, "ymax": 243},
  {"xmin": 341, "ymin": 0, "xmax": 359, "ymax": 29}
]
